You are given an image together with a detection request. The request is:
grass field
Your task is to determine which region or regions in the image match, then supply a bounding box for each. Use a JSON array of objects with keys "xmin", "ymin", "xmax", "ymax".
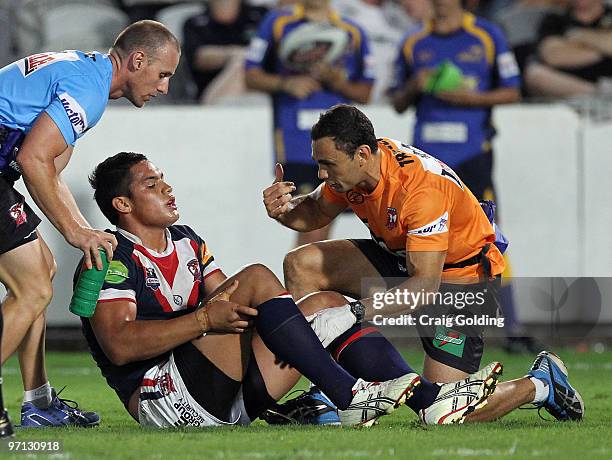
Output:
[{"xmin": 1, "ymin": 348, "xmax": 611, "ymax": 459}]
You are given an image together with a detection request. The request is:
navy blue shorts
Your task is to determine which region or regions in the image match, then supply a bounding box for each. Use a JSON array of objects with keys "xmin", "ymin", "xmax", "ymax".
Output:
[
  {"xmin": 349, "ymin": 239, "xmax": 501, "ymax": 373},
  {"xmin": 0, "ymin": 175, "xmax": 40, "ymax": 255}
]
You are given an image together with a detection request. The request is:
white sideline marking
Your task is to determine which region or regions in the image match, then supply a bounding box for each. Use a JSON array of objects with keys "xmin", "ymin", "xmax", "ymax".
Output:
[
  {"xmin": 432, "ymin": 441, "xmax": 517, "ymax": 457},
  {"xmin": 212, "ymin": 449, "xmax": 397, "ymax": 458},
  {"xmin": 3, "ymin": 367, "xmax": 96, "ymax": 376},
  {"xmin": 568, "ymin": 362, "xmax": 612, "ymax": 371}
]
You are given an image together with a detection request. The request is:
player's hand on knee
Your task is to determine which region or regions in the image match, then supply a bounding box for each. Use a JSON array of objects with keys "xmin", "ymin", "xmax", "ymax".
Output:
[
  {"xmin": 67, "ymin": 226, "xmax": 117, "ymax": 270},
  {"xmin": 262, "ymin": 163, "xmax": 296, "ymax": 220},
  {"xmin": 204, "ymin": 300, "xmax": 258, "ymax": 333},
  {"xmin": 202, "ymin": 280, "xmax": 258, "ymax": 333}
]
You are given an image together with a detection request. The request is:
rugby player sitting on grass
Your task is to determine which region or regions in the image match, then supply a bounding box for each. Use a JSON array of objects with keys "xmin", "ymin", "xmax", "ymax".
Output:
[{"xmin": 78, "ymin": 152, "xmax": 501, "ymax": 428}]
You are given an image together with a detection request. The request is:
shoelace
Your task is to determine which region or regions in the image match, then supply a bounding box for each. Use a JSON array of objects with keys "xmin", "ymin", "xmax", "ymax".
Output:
[
  {"xmin": 54, "ymin": 386, "xmax": 83, "ymax": 413},
  {"xmin": 518, "ymin": 405, "xmax": 555, "ymax": 421}
]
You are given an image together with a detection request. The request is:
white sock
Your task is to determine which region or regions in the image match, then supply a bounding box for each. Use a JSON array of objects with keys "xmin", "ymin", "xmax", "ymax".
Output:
[
  {"xmin": 529, "ymin": 377, "xmax": 549, "ymax": 404},
  {"xmin": 23, "ymin": 382, "xmax": 52, "ymax": 409}
]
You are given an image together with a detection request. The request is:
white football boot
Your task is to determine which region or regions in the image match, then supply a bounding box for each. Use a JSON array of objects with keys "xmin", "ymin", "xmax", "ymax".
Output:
[
  {"xmin": 339, "ymin": 373, "xmax": 421, "ymax": 427},
  {"xmin": 420, "ymin": 361, "xmax": 503, "ymax": 425}
]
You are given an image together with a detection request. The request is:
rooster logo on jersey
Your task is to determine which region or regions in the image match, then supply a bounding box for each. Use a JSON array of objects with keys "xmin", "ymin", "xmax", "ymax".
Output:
[{"xmin": 187, "ymin": 259, "xmax": 200, "ymax": 282}]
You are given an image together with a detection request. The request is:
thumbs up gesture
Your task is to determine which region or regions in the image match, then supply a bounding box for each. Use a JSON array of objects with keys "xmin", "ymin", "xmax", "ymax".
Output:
[{"xmin": 262, "ymin": 163, "xmax": 296, "ymax": 220}]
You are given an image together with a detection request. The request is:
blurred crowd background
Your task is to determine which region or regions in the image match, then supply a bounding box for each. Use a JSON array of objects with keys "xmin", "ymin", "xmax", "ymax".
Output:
[{"xmin": 1, "ymin": 0, "xmax": 610, "ymax": 106}]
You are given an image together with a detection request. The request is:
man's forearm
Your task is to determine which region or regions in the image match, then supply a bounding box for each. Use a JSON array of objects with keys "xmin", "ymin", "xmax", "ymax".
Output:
[
  {"xmin": 540, "ymin": 38, "xmax": 602, "ymax": 68},
  {"xmin": 329, "ymin": 80, "xmax": 372, "ymax": 104},
  {"xmin": 569, "ymin": 30, "xmax": 612, "ymax": 58},
  {"xmin": 245, "ymin": 68, "xmax": 284, "ymax": 94},
  {"xmin": 194, "ymin": 45, "xmax": 243, "ymax": 72},
  {"xmin": 392, "ymin": 79, "xmax": 420, "ymax": 113},
  {"xmin": 21, "ymin": 158, "xmax": 80, "ymax": 237},
  {"xmin": 58, "ymin": 176, "xmax": 90, "ymax": 228},
  {"xmin": 461, "ymin": 87, "xmax": 520, "ymax": 107},
  {"xmin": 107, "ymin": 314, "xmax": 203, "ymax": 365},
  {"xmin": 277, "ymin": 194, "xmax": 333, "ymax": 232}
]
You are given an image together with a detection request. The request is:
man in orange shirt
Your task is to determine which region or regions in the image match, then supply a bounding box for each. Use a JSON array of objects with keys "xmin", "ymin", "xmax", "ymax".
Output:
[{"xmin": 262, "ymin": 104, "xmax": 583, "ymax": 423}]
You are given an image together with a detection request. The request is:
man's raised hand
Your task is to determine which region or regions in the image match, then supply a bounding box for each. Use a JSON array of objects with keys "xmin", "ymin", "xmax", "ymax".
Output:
[{"xmin": 262, "ymin": 163, "xmax": 296, "ymax": 220}]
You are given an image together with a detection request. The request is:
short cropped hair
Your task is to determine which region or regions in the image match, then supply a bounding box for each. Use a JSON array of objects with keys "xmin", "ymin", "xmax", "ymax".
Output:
[
  {"xmin": 311, "ymin": 104, "xmax": 378, "ymax": 158},
  {"xmin": 89, "ymin": 152, "xmax": 148, "ymax": 225},
  {"xmin": 112, "ymin": 20, "xmax": 179, "ymax": 60}
]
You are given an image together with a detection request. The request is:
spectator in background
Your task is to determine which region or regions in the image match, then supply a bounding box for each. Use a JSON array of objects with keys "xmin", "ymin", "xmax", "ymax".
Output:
[
  {"xmin": 183, "ymin": 0, "xmax": 268, "ymax": 102},
  {"xmin": 391, "ymin": 0, "xmax": 520, "ymax": 195},
  {"xmin": 496, "ymin": 0, "xmax": 566, "ymax": 86},
  {"xmin": 333, "ymin": 0, "xmax": 418, "ymax": 103},
  {"xmin": 391, "ymin": 0, "xmax": 540, "ymax": 353},
  {"xmin": 524, "ymin": 0, "xmax": 612, "ymax": 98},
  {"xmin": 245, "ymin": 0, "xmax": 373, "ymax": 247},
  {"xmin": 401, "ymin": 0, "xmax": 434, "ymax": 24},
  {"xmin": 117, "ymin": 0, "xmax": 184, "ymax": 22}
]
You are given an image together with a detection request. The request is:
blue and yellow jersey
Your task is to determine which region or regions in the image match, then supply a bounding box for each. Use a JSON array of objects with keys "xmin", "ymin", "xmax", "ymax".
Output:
[
  {"xmin": 245, "ymin": 5, "xmax": 374, "ymax": 164},
  {"xmin": 392, "ymin": 13, "xmax": 520, "ymax": 168}
]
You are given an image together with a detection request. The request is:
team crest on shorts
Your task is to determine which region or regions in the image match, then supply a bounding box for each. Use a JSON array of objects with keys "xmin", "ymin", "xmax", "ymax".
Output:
[
  {"xmin": 386, "ymin": 207, "xmax": 397, "ymax": 230},
  {"xmin": 156, "ymin": 372, "xmax": 176, "ymax": 396},
  {"xmin": 145, "ymin": 268, "xmax": 160, "ymax": 290},
  {"xmin": 8, "ymin": 203, "xmax": 27, "ymax": 226}
]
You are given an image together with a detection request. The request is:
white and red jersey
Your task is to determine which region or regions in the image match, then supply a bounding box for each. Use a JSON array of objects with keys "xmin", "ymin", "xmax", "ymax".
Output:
[{"xmin": 81, "ymin": 224, "xmax": 220, "ymax": 406}]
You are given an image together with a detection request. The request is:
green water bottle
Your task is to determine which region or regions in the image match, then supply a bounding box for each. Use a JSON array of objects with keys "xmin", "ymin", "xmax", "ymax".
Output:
[{"xmin": 69, "ymin": 249, "xmax": 110, "ymax": 318}]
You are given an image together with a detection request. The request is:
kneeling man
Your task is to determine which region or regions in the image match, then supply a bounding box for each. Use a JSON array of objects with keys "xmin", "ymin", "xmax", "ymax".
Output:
[{"xmin": 79, "ymin": 152, "xmax": 501, "ymax": 428}]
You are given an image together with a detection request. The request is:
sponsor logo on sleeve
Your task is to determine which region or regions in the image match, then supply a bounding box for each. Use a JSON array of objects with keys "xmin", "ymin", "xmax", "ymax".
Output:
[
  {"xmin": 407, "ymin": 212, "xmax": 448, "ymax": 236},
  {"xmin": 246, "ymin": 37, "xmax": 268, "ymax": 63},
  {"xmin": 18, "ymin": 51, "xmax": 79, "ymax": 77},
  {"xmin": 59, "ymin": 92, "xmax": 88, "ymax": 135},
  {"xmin": 498, "ymin": 52, "xmax": 519, "ymax": 79},
  {"xmin": 105, "ymin": 260, "xmax": 129, "ymax": 284}
]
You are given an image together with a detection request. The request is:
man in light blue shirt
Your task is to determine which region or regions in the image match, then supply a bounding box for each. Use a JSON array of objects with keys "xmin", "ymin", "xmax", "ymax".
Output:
[{"xmin": 0, "ymin": 20, "xmax": 180, "ymax": 435}]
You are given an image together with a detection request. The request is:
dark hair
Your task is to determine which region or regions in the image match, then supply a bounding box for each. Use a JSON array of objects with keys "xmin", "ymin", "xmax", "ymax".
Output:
[
  {"xmin": 112, "ymin": 20, "xmax": 179, "ymax": 60},
  {"xmin": 89, "ymin": 152, "xmax": 148, "ymax": 225},
  {"xmin": 311, "ymin": 104, "xmax": 378, "ymax": 158}
]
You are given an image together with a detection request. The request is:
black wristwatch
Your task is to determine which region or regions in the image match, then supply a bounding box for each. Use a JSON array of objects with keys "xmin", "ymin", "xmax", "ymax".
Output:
[{"xmin": 349, "ymin": 300, "xmax": 365, "ymax": 323}]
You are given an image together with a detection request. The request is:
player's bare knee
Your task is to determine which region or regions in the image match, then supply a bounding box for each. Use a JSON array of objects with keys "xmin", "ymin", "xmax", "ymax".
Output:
[
  {"xmin": 284, "ymin": 245, "xmax": 316, "ymax": 281},
  {"xmin": 241, "ymin": 263, "xmax": 275, "ymax": 283},
  {"xmin": 11, "ymin": 280, "xmax": 52, "ymax": 317},
  {"xmin": 297, "ymin": 291, "xmax": 347, "ymax": 316}
]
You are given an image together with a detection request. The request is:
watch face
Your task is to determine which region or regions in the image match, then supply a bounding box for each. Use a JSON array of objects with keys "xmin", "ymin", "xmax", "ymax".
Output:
[{"xmin": 351, "ymin": 301, "xmax": 365, "ymax": 321}]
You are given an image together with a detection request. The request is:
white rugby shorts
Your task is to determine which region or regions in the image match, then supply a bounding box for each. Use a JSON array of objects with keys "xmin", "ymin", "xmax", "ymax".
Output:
[{"xmin": 138, "ymin": 352, "xmax": 251, "ymax": 428}]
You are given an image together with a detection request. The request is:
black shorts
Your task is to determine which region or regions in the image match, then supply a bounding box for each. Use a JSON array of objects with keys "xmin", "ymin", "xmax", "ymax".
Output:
[
  {"xmin": 282, "ymin": 162, "xmax": 321, "ymax": 195},
  {"xmin": 173, "ymin": 342, "xmax": 273, "ymax": 422},
  {"xmin": 0, "ymin": 176, "xmax": 40, "ymax": 255},
  {"xmin": 350, "ymin": 239, "xmax": 501, "ymax": 373},
  {"xmin": 454, "ymin": 152, "xmax": 494, "ymax": 201}
]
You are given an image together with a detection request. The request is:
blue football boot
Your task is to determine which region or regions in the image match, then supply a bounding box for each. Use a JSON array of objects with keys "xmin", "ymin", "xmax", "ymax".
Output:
[
  {"xmin": 527, "ymin": 351, "xmax": 584, "ymax": 421},
  {"xmin": 260, "ymin": 387, "xmax": 340, "ymax": 425},
  {"xmin": 21, "ymin": 388, "xmax": 100, "ymax": 428}
]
